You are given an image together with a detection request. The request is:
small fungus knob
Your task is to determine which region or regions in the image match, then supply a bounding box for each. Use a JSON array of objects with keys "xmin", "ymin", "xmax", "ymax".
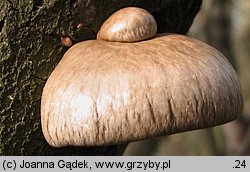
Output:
[{"xmin": 97, "ymin": 7, "xmax": 157, "ymax": 42}]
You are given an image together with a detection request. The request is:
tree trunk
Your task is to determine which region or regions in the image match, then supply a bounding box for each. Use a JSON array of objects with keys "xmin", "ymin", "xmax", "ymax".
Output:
[{"xmin": 0, "ymin": 0, "xmax": 202, "ymax": 155}]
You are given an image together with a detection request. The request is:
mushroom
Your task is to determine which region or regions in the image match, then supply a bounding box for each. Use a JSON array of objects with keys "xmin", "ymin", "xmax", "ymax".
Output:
[
  {"xmin": 96, "ymin": 7, "xmax": 157, "ymax": 42},
  {"xmin": 41, "ymin": 7, "xmax": 243, "ymax": 148}
]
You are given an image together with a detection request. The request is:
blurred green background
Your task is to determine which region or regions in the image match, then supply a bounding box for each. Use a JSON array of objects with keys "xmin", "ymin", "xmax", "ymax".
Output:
[{"xmin": 124, "ymin": 0, "xmax": 250, "ymax": 156}]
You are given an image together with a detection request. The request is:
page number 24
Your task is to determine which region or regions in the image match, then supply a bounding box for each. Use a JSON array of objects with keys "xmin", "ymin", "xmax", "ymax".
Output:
[{"xmin": 233, "ymin": 160, "xmax": 246, "ymax": 169}]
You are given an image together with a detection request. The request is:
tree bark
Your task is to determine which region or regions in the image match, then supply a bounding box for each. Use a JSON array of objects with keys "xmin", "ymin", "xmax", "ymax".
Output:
[{"xmin": 0, "ymin": 0, "xmax": 202, "ymax": 155}]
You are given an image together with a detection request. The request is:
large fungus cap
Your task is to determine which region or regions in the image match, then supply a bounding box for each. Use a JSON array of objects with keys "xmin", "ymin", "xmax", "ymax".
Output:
[{"xmin": 41, "ymin": 7, "xmax": 243, "ymax": 147}]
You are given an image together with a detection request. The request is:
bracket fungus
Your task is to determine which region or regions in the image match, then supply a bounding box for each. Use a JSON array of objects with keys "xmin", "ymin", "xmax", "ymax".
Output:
[{"xmin": 41, "ymin": 7, "xmax": 243, "ymax": 147}]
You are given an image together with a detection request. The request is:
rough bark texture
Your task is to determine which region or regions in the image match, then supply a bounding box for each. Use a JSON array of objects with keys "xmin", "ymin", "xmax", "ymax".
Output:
[{"xmin": 0, "ymin": 0, "xmax": 202, "ymax": 155}]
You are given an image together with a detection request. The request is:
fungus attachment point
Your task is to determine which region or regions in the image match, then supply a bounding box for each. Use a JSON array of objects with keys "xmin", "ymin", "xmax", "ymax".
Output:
[
  {"xmin": 97, "ymin": 7, "xmax": 157, "ymax": 42},
  {"xmin": 41, "ymin": 7, "xmax": 242, "ymax": 148}
]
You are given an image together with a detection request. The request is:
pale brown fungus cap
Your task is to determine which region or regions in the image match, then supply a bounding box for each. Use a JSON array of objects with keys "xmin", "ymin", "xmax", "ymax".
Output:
[
  {"xmin": 41, "ymin": 8, "xmax": 243, "ymax": 147},
  {"xmin": 97, "ymin": 7, "xmax": 157, "ymax": 42}
]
